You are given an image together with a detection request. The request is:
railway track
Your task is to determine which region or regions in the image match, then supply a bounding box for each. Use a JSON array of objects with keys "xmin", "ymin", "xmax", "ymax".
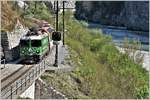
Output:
[
  {"xmin": 1, "ymin": 43, "xmax": 54, "ymax": 89},
  {"xmin": 1, "ymin": 41, "xmax": 72, "ymax": 99},
  {"xmin": 1, "ymin": 62, "xmax": 46, "ymax": 99},
  {"xmin": 1, "ymin": 45, "xmax": 55, "ymax": 99},
  {"xmin": 1, "ymin": 65, "xmax": 34, "ymax": 91},
  {"xmin": 1, "ymin": 65, "xmax": 23, "ymax": 82}
]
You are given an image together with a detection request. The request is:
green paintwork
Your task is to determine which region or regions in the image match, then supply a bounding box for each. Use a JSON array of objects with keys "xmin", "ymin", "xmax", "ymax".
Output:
[{"xmin": 20, "ymin": 36, "xmax": 49, "ymax": 58}]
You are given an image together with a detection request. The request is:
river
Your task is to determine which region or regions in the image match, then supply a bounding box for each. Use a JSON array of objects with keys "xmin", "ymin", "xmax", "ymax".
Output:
[
  {"xmin": 88, "ymin": 23, "xmax": 149, "ymax": 51},
  {"xmin": 87, "ymin": 23, "xmax": 149, "ymax": 71}
]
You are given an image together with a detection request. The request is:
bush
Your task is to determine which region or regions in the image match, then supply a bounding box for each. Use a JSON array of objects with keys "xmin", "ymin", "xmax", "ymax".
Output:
[{"xmin": 64, "ymin": 12, "xmax": 148, "ymax": 99}]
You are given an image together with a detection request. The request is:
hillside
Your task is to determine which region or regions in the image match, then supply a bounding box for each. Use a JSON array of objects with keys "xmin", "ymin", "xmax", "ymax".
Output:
[
  {"xmin": 1, "ymin": 1, "xmax": 149, "ymax": 99},
  {"xmin": 75, "ymin": 1, "xmax": 149, "ymax": 32},
  {"xmin": 1, "ymin": 1, "xmax": 55, "ymax": 31},
  {"xmin": 1, "ymin": 1, "xmax": 20, "ymax": 31},
  {"xmin": 41, "ymin": 11, "xmax": 149, "ymax": 99}
]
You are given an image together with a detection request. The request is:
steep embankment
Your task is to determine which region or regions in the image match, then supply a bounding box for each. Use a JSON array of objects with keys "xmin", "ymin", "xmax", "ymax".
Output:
[
  {"xmin": 41, "ymin": 11, "xmax": 149, "ymax": 99},
  {"xmin": 75, "ymin": 1, "xmax": 149, "ymax": 32}
]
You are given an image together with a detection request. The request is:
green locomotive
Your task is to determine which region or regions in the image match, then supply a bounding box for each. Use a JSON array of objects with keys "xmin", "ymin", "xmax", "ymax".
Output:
[{"xmin": 20, "ymin": 27, "xmax": 51, "ymax": 63}]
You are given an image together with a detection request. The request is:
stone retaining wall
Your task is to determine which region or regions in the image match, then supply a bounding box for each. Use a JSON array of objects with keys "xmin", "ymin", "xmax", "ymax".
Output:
[
  {"xmin": 35, "ymin": 78, "xmax": 67, "ymax": 99},
  {"xmin": 1, "ymin": 27, "xmax": 28, "ymax": 62}
]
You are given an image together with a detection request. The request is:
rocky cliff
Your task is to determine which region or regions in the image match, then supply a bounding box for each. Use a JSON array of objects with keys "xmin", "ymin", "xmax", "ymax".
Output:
[{"xmin": 75, "ymin": 1, "xmax": 149, "ymax": 31}]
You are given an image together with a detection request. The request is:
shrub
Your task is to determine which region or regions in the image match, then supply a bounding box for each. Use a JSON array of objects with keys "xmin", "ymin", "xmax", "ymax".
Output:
[{"xmin": 64, "ymin": 12, "xmax": 148, "ymax": 99}]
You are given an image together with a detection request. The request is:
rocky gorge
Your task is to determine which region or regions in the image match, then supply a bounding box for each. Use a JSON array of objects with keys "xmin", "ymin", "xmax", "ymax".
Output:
[{"xmin": 75, "ymin": 1, "xmax": 149, "ymax": 32}]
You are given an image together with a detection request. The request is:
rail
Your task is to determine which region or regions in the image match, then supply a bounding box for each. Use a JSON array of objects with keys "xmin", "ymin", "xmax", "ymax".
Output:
[
  {"xmin": 1, "ymin": 60, "xmax": 47, "ymax": 99},
  {"xmin": 1, "ymin": 43, "xmax": 68, "ymax": 99}
]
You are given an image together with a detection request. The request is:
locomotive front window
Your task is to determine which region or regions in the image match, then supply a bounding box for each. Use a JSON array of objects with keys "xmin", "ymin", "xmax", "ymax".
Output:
[
  {"xmin": 20, "ymin": 40, "xmax": 29, "ymax": 46},
  {"xmin": 31, "ymin": 40, "xmax": 41, "ymax": 47}
]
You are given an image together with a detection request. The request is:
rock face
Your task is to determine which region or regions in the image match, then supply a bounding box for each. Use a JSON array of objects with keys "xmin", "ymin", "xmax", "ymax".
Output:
[{"xmin": 75, "ymin": 1, "xmax": 149, "ymax": 31}]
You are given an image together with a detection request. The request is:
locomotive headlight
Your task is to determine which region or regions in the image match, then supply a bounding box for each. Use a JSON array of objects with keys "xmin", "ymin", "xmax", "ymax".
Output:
[{"xmin": 36, "ymin": 50, "xmax": 39, "ymax": 53}]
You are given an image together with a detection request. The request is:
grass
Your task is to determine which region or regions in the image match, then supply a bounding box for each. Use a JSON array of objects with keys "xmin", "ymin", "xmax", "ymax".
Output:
[
  {"xmin": 5, "ymin": 2, "xmax": 148, "ymax": 99},
  {"xmin": 63, "ymin": 11, "xmax": 149, "ymax": 99},
  {"xmin": 42, "ymin": 11, "xmax": 148, "ymax": 99}
]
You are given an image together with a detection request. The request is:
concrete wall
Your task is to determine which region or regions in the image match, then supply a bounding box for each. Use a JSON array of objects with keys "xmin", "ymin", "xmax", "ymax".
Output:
[
  {"xmin": 1, "ymin": 27, "xmax": 28, "ymax": 62},
  {"xmin": 19, "ymin": 82, "xmax": 35, "ymax": 99},
  {"xmin": 1, "ymin": 32, "xmax": 13, "ymax": 62},
  {"xmin": 35, "ymin": 78, "xmax": 67, "ymax": 99}
]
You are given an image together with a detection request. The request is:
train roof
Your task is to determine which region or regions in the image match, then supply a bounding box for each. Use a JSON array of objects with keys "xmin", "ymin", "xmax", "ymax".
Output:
[{"xmin": 21, "ymin": 32, "xmax": 48, "ymax": 40}]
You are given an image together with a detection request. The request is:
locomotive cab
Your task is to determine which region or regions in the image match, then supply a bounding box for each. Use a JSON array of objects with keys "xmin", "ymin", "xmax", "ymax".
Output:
[{"xmin": 20, "ymin": 30, "xmax": 50, "ymax": 64}]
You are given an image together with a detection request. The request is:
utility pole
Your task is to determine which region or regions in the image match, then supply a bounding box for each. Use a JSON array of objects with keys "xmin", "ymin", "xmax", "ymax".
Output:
[
  {"xmin": 53, "ymin": 1, "xmax": 59, "ymax": 67},
  {"xmin": 54, "ymin": 1, "xmax": 56, "ymax": 13},
  {"xmin": 23, "ymin": 1, "xmax": 25, "ymax": 19},
  {"xmin": 15, "ymin": 1, "xmax": 18, "ymax": 13},
  {"xmin": 24, "ymin": 1, "xmax": 25, "ymax": 13},
  {"xmin": 62, "ymin": 1, "xmax": 65, "ymax": 46},
  {"xmin": 34, "ymin": 1, "xmax": 37, "ymax": 15}
]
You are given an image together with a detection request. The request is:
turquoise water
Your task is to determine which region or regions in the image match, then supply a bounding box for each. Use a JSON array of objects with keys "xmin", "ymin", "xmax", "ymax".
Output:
[
  {"xmin": 102, "ymin": 28, "xmax": 149, "ymax": 51},
  {"xmin": 86, "ymin": 22, "xmax": 149, "ymax": 51}
]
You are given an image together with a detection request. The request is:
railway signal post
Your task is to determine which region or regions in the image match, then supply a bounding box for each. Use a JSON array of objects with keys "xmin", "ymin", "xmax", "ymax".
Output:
[
  {"xmin": 53, "ymin": 1, "xmax": 59, "ymax": 67},
  {"xmin": 62, "ymin": 1, "xmax": 65, "ymax": 46}
]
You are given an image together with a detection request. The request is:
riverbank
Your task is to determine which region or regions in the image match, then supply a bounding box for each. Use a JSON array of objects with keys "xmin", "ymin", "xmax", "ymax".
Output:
[
  {"xmin": 63, "ymin": 12, "xmax": 149, "ymax": 98},
  {"xmin": 80, "ymin": 21, "xmax": 149, "ymax": 51},
  {"xmin": 88, "ymin": 22, "xmax": 149, "ymax": 37},
  {"xmin": 116, "ymin": 46, "xmax": 150, "ymax": 72},
  {"xmin": 87, "ymin": 21, "xmax": 150, "ymax": 71}
]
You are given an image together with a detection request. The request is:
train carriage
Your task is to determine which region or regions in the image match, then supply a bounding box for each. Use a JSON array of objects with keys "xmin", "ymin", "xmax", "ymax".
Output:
[{"xmin": 20, "ymin": 28, "xmax": 50, "ymax": 64}]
